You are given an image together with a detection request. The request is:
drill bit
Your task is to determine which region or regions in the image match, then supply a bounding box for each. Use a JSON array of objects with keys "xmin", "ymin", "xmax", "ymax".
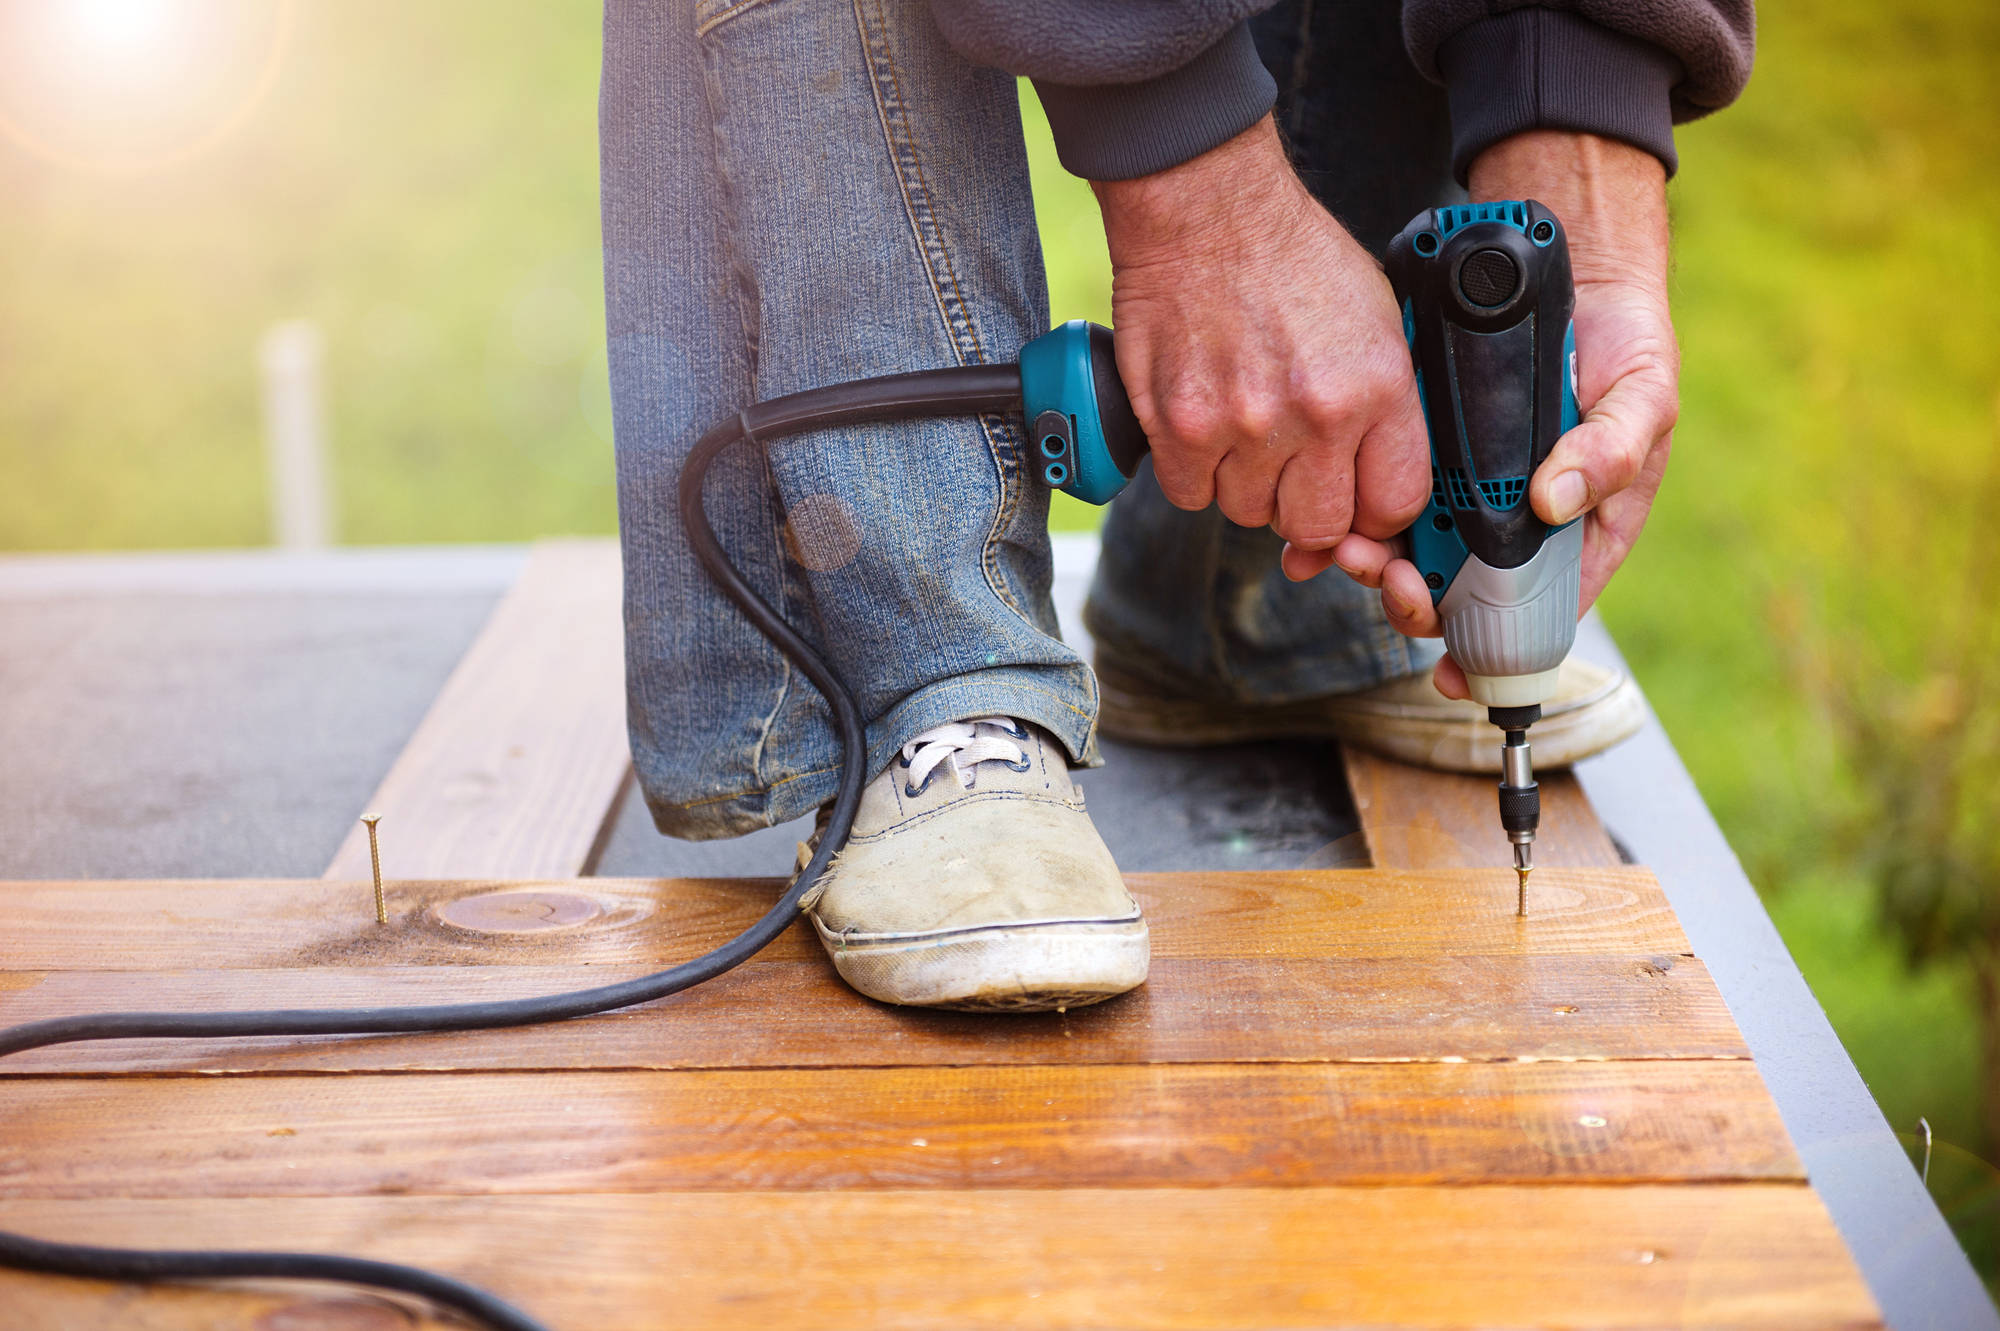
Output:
[{"xmin": 1493, "ymin": 708, "xmax": 1542, "ymax": 918}]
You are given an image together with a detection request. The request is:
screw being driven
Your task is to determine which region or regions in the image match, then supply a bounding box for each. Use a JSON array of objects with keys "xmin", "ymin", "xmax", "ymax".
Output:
[{"xmin": 361, "ymin": 813, "xmax": 386, "ymax": 925}]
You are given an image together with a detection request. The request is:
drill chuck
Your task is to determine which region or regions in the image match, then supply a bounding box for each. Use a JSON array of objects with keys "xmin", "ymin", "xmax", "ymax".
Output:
[
  {"xmin": 1495, "ymin": 703, "xmax": 1541, "ymax": 830},
  {"xmin": 1498, "ymin": 719, "xmax": 1540, "ymax": 914}
]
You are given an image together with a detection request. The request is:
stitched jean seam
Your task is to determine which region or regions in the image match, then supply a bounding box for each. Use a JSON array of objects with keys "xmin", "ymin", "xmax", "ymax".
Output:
[
  {"xmin": 852, "ymin": 0, "xmax": 1046, "ymax": 631},
  {"xmin": 696, "ymin": 25, "xmax": 792, "ymax": 793}
]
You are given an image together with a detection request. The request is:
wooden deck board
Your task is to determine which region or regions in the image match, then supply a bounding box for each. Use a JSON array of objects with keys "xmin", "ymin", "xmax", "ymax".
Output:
[
  {"xmin": 1342, "ymin": 745, "xmax": 1625, "ymax": 870},
  {"xmin": 0, "ymin": 1187, "xmax": 1881, "ymax": 1330},
  {"xmin": 320, "ymin": 539, "xmax": 631, "ymax": 882},
  {"xmin": 0, "ymin": 1061, "xmax": 1797, "ymax": 1196},
  {"xmin": 0, "ymin": 953, "xmax": 1745, "ymax": 1075},
  {"xmin": 0, "ymin": 866, "xmax": 1689, "ymax": 970}
]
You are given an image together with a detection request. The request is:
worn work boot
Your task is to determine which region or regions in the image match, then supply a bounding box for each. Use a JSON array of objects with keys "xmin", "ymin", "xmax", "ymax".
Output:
[
  {"xmin": 1095, "ymin": 655, "xmax": 1645, "ymax": 773},
  {"xmin": 802, "ymin": 717, "xmax": 1148, "ymax": 1011}
]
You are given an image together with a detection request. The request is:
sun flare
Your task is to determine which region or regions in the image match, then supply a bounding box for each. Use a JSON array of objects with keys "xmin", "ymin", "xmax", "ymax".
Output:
[{"xmin": 0, "ymin": 0, "xmax": 294, "ymax": 173}]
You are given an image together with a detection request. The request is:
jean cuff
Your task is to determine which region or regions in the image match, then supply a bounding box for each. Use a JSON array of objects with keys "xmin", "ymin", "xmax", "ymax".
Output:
[{"xmin": 757, "ymin": 664, "xmax": 1102, "ymax": 828}]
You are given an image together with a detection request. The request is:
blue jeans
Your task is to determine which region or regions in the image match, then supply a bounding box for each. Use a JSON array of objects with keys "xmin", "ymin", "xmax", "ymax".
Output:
[{"xmin": 602, "ymin": 0, "xmax": 1453, "ymax": 841}]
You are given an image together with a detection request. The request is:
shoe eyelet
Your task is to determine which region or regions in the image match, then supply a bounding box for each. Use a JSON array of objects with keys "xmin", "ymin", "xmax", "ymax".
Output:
[
  {"xmin": 1000, "ymin": 721, "xmax": 1029, "ymax": 741},
  {"xmin": 1005, "ymin": 755, "xmax": 1031, "ymax": 773},
  {"xmin": 896, "ymin": 751, "xmax": 912, "ymax": 769},
  {"xmin": 904, "ymin": 770, "xmax": 937, "ymax": 799}
]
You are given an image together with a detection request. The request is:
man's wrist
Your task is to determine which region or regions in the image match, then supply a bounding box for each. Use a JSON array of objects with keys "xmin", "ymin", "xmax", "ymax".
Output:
[
  {"xmin": 1468, "ymin": 130, "xmax": 1669, "ymax": 289},
  {"xmin": 1092, "ymin": 116, "xmax": 1303, "ymax": 267}
]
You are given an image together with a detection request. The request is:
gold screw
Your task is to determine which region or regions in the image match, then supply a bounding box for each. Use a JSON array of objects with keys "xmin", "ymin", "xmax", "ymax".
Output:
[{"xmin": 361, "ymin": 813, "xmax": 386, "ymax": 925}]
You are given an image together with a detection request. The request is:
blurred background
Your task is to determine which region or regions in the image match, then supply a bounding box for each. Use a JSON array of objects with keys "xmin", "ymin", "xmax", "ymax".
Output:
[{"xmin": 1, "ymin": 0, "xmax": 1995, "ymax": 1286}]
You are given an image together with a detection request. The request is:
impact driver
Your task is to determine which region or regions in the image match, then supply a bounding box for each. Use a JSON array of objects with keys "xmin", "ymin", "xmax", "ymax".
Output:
[{"xmin": 1023, "ymin": 200, "xmax": 1582, "ymax": 911}]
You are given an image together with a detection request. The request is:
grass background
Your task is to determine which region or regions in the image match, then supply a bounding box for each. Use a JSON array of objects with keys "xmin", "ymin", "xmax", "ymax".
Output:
[{"xmin": 2, "ymin": 0, "xmax": 1994, "ymax": 1285}]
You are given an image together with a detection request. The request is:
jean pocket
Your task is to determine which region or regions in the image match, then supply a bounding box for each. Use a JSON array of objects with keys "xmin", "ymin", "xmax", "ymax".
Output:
[{"xmin": 694, "ymin": 0, "xmax": 777, "ymax": 38}]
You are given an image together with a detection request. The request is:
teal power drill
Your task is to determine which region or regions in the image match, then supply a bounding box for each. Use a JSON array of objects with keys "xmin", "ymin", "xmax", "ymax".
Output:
[{"xmin": 1020, "ymin": 201, "xmax": 1579, "ymax": 911}]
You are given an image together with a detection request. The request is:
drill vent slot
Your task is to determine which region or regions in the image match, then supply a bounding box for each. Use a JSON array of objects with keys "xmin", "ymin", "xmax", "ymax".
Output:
[
  {"xmin": 1438, "ymin": 469, "xmax": 1526, "ymax": 511},
  {"xmin": 1436, "ymin": 203, "xmax": 1528, "ymax": 236},
  {"xmin": 1443, "ymin": 467, "xmax": 1479, "ymax": 510}
]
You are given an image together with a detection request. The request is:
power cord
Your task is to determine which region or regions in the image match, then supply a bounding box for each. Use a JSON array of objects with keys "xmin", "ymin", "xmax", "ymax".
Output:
[{"xmin": 0, "ymin": 363, "xmax": 1025, "ymax": 1331}]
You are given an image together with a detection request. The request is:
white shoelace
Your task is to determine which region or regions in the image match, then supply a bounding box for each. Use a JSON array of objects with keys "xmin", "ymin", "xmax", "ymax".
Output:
[{"xmin": 900, "ymin": 717, "xmax": 1028, "ymax": 793}]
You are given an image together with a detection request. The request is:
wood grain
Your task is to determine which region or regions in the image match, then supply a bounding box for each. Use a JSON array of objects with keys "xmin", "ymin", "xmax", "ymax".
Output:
[
  {"xmin": 0, "ymin": 953, "xmax": 1741, "ymax": 1075},
  {"xmin": 1342, "ymin": 746, "xmax": 1624, "ymax": 871},
  {"xmin": 0, "ymin": 1186, "xmax": 1882, "ymax": 1330},
  {"xmin": 0, "ymin": 867, "xmax": 1687, "ymax": 972},
  {"xmin": 322, "ymin": 539, "xmax": 632, "ymax": 882},
  {"xmin": 0, "ymin": 1061, "xmax": 1796, "ymax": 1198}
]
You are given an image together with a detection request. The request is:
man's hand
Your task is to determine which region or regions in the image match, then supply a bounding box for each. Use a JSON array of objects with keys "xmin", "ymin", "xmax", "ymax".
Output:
[
  {"xmin": 1093, "ymin": 117, "xmax": 1431, "ymax": 556},
  {"xmin": 1319, "ymin": 131, "xmax": 1680, "ymax": 699}
]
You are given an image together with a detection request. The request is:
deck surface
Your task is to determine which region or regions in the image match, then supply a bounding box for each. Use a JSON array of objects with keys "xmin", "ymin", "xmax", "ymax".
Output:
[
  {"xmin": 0, "ymin": 540, "xmax": 1891, "ymax": 1329},
  {"xmin": 1, "ymin": 867, "xmax": 1879, "ymax": 1329}
]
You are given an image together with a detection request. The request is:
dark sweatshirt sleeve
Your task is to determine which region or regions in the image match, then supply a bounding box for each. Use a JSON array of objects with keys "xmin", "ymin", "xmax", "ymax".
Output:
[
  {"xmin": 930, "ymin": 0, "xmax": 1753, "ymax": 184},
  {"xmin": 1405, "ymin": 1, "xmax": 1755, "ymax": 180},
  {"xmin": 928, "ymin": 1, "xmax": 1276, "ymax": 180}
]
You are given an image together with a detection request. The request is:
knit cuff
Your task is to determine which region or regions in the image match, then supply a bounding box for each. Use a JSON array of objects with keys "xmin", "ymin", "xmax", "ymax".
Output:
[
  {"xmin": 1439, "ymin": 9, "xmax": 1684, "ymax": 182},
  {"xmin": 1032, "ymin": 23, "xmax": 1277, "ymax": 181}
]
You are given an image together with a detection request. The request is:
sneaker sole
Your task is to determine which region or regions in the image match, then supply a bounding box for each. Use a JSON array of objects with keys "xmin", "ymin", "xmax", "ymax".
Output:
[
  {"xmin": 1096, "ymin": 665, "xmax": 1646, "ymax": 772},
  {"xmin": 812, "ymin": 916, "xmax": 1150, "ymax": 1012}
]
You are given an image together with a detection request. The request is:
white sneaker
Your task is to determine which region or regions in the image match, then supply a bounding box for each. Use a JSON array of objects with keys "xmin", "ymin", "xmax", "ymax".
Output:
[{"xmin": 803, "ymin": 717, "xmax": 1148, "ymax": 1011}]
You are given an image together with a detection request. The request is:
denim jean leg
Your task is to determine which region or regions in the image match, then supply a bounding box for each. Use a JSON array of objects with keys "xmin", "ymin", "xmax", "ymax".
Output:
[
  {"xmin": 603, "ymin": 0, "xmax": 1092, "ymax": 841},
  {"xmin": 1083, "ymin": 0, "xmax": 1459, "ymax": 706}
]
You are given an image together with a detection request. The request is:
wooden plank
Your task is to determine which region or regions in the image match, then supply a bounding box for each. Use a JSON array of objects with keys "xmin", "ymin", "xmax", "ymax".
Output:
[
  {"xmin": 321, "ymin": 539, "xmax": 631, "ymax": 882},
  {"xmin": 0, "ymin": 1186, "xmax": 1883, "ymax": 1329},
  {"xmin": 0, "ymin": 953, "xmax": 1742, "ymax": 1075},
  {"xmin": 0, "ymin": 1061, "xmax": 1797, "ymax": 1198},
  {"xmin": 0, "ymin": 868, "xmax": 1688, "ymax": 972},
  {"xmin": 1342, "ymin": 746, "xmax": 1624, "ymax": 871}
]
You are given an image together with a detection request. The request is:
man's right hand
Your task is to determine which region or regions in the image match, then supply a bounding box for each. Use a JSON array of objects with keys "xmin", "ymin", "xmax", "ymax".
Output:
[{"xmin": 1092, "ymin": 116, "xmax": 1431, "ymax": 559}]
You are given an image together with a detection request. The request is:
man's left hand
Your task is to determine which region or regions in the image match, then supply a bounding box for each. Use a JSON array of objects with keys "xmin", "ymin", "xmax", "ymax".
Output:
[{"xmin": 1286, "ymin": 130, "xmax": 1680, "ymax": 701}]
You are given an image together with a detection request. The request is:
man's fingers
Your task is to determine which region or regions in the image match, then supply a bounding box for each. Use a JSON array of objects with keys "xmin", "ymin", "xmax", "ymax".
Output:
[
  {"xmin": 1140, "ymin": 390, "xmax": 1224, "ymax": 511},
  {"xmin": 1350, "ymin": 386, "xmax": 1432, "ymax": 539},
  {"xmin": 1577, "ymin": 434, "xmax": 1670, "ymax": 608},
  {"xmin": 1271, "ymin": 447, "xmax": 1356, "ymax": 550},
  {"xmin": 1213, "ymin": 443, "xmax": 1288, "ymax": 529},
  {"xmin": 1379, "ymin": 558, "xmax": 1441, "ymax": 637},
  {"xmin": 1280, "ymin": 542, "xmax": 1337, "ymax": 582},
  {"xmin": 1431, "ymin": 655, "xmax": 1470, "ymax": 701},
  {"xmin": 1530, "ymin": 373, "xmax": 1677, "ymax": 526},
  {"xmin": 1329, "ymin": 533, "xmax": 1394, "ymax": 587}
]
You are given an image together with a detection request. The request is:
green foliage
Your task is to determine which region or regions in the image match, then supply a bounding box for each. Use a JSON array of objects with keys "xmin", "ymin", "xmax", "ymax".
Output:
[{"xmin": 1617, "ymin": 0, "xmax": 2000, "ymax": 1281}]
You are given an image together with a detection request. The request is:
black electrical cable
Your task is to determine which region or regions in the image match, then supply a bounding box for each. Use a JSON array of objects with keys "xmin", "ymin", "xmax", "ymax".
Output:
[{"xmin": 0, "ymin": 361, "xmax": 1025, "ymax": 1330}]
